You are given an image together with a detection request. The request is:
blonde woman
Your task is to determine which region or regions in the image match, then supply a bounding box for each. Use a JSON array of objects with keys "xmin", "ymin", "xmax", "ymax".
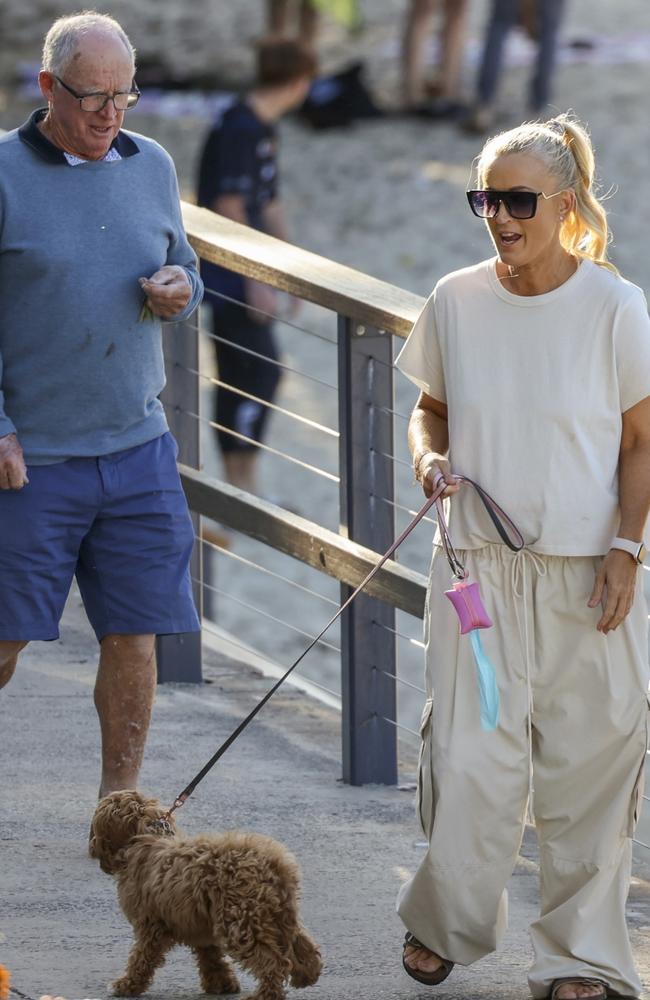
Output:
[{"xmin": 395, "ymin": 114, "xmax": 650, "ymax": 999}]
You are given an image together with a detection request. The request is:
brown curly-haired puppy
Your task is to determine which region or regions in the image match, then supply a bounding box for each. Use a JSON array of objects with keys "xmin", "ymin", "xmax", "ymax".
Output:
[{"xmin": 90, "ymin": 790, "xmax": 323, "ymax": 999}]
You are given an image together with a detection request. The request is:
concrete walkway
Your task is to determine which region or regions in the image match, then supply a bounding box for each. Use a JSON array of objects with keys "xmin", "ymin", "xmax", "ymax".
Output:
[{"xmin": 2, "ymin": 590, "xmax": 650, "ymax": 1000}]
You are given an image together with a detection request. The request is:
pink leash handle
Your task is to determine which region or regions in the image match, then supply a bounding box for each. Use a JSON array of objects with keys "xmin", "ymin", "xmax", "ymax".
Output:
[{"xmin": 432, "ymin": 472, "xmax": 525, "ymax": 579}]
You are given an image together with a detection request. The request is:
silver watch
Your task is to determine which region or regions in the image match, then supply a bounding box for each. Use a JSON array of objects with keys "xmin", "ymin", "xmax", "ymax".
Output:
[{"xmin": 610, "ymin": 537, "xmax": 647, "ymax": 565}]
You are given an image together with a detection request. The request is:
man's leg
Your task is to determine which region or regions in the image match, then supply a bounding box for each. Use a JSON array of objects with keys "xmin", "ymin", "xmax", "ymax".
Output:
[
  {"xmin": 94, "ymin": 633, "xmax": 157, "ymax": 796},
  {"xmin": 0, "ymin": 640, "xmax": 28, "ymax": 688}
]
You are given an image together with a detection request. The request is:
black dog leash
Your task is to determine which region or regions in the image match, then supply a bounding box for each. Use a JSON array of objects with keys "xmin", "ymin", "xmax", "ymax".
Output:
[
  {"xmin": 9, "ymin": 987, "xmax": 37, "ymax": 1000},
  {"xmin": 165, "ymin": 474, "xmax": 523, "ymax": 819}
]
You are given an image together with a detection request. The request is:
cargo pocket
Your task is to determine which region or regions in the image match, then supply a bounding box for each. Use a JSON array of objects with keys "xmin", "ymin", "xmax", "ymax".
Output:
[
  {"xmin": 416, "ymin": 697, "xmax": 435, "ymax": 839},
  {"xmin": 626, "ymin": 699, "xmax": 650, "ymax": 837}
]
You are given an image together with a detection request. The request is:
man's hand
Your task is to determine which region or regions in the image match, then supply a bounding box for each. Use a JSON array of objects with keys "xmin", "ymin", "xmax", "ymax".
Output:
[
  {"xmin": 588, "ymin": 549, "xmax": 638, "ymax": 634},
  {"xmin": 0, "ymin": 433, "xmax": 28, "ymax": 490},
  {"xmin": 139, "ymin": 266, "xmax": 191, "ymax": 319}
]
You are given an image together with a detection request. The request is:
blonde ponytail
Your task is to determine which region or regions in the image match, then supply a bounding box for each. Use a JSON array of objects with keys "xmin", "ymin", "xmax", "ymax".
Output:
[
  {"xmin": 477, "ymin": 112, "xmax": 618, "ymax": 275},
  {"xmin": 555, "ymin": 116, "xmax": 616, "ymax": 271}
]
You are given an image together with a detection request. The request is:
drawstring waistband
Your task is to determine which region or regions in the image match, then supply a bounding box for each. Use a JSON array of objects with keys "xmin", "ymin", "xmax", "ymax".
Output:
[{"xmin": 510, "ymin": 549, "xmax": 547, "ymax": 821}]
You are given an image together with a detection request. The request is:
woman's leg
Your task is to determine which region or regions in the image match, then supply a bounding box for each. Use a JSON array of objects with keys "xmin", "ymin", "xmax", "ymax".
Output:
[
  {"xmin": 398, "ymin": 546, "xmax": 533, "ymax": 965},
  {"xmin": 528, "ymin": 556, "xmax": 648, "ymax": 999}
]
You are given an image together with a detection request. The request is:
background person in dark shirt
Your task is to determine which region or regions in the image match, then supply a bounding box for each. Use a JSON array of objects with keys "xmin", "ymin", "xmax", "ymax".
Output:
[{"xmin": 197, "ymin": 38, "xmax": 317, "ymax": 494}]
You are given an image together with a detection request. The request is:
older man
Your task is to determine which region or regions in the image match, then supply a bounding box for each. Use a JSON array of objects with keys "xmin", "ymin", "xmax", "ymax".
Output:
[{"xmin": 0, "ymin": 12, "xmax": 203, "ymax": 801}]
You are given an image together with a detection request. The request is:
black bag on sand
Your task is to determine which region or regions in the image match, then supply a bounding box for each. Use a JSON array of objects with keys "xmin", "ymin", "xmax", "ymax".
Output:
[{"xmin": 299, "ymin": 61, "xmax": 384, "ymax": 129}]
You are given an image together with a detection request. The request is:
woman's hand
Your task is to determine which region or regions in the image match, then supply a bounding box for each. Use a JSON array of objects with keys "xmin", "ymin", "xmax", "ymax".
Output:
[
  {"xmin": 415, "ymin": 452, "xmax": 461, "ymax": 499},
  {"xmin": 588, "ymin": 549, "xmax": 639, "ymax": 633}
]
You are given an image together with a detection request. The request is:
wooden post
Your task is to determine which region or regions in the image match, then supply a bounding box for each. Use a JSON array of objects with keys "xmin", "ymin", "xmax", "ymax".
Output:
[
  {"xmin": 338, "ymin": 316, "xmax": 397, "ymax": 785},
  {"xmin": 157, "ymin": 320, "xmax": 203, "ymax": 684}
]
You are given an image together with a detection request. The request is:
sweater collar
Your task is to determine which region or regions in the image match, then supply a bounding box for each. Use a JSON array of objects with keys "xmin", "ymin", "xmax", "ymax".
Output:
[{"xmin": 18, "ymin": 108, "xmax": 140, "ymax": 164}]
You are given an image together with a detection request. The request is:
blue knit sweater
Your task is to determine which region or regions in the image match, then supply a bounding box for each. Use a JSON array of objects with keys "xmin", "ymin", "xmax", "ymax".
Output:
[{"xmin": 0, "ymin": 110, "xmax": 203, "ymax": 463}]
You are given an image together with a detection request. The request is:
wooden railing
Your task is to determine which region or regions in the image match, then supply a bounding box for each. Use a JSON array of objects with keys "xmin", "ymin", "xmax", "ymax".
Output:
[{"xmin": 159, "ymin": 201, "xmax": 428, "ymax": 786}]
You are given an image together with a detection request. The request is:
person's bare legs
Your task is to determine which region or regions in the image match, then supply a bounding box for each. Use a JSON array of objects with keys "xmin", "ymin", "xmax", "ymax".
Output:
[
  {"xmin": 299, "ymin": 0, "xmax": 319, "ymax": 45},
  {"xmin": 223, "ymin": 451, "xmax": 259, "ymax": 495},
  {"xmin": 438, "ymin": 0, "xmax": 470, "ymax": 98},
  {"xmin": 267, "ymin": 0, "xmax": 291, "ymax": 34},
  {"xmin": 0, "ymin": 640, "xmax": 28, "ymax": 689},
  {"xmin": 94, "ymin": 633, "xmax": 156, "ymax": 797},
  {"xmin": 267, "ymin": 0, "xmax": 319, "ymax": 42},
  {"xmin": 402, "ymin": 0, "xmax": 438, "ymax": 106}
]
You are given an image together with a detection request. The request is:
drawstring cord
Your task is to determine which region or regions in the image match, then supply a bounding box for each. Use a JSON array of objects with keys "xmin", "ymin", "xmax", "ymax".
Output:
[{"xmin": 510, "ymin": 549, "xmax": 547, "ymax": 821}]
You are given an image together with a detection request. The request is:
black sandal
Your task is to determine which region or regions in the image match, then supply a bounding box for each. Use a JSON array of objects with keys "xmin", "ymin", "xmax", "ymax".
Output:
[{"xmin": 402, "ymin": 932, "xmax": 454, "ymax": 986}]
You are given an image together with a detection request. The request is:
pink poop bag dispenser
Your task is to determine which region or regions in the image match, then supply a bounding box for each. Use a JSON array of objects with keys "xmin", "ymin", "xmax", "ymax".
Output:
[{"xmin": 445, "ymin": 579, "xmax": 493, "ymax": 635}]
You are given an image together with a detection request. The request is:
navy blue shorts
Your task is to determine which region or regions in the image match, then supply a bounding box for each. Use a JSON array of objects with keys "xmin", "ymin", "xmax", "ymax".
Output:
[{"xmin": 0, "ymin": 432, "xmax": 200, "ymax": 642}]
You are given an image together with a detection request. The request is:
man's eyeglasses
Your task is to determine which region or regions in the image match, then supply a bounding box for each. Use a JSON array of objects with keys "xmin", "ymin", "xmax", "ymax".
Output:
[
  {"xmin": 54, "ymin": 75, "xmax": 140, "ymax": 112},
  {"xmin": 466, "ymin": 188, "xmax": 563, "ymax": 220}
]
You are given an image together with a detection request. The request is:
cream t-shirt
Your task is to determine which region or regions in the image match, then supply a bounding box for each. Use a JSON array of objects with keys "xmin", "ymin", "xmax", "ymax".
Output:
[{"xmin": 396, "ymin": 257, "xmax": 650, "ymax": 555}]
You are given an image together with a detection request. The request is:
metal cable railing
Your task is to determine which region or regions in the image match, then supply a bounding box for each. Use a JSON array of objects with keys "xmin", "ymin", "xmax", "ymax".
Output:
[
  {"xmin": 380, "ymin": 715, "xmax": 420, "ymax": 740},
  {"xmin": 370, "ymin": 445, "xmax": 413, "ymax": 471},
  {"xmin": 198, "ymin": 534, "xmax": 339, "ymax": 607},
  {"xmin": 378, "ymin": 667, "xmax": 426, "ymax": 696},
  {"xmin": 373, "ymin": 402, "xmax": 411, "ymax": 422},
  {"xmin": 203, "ymin": 285, "xmax": 338, "ymax": 346},
  {"xmin": 202, "ymin": 620, "xmax": 341, "ymax": 703},
  {"xmin": 199, "ymin": 324, "xmax": 338, "ymax": 392},
  {"xmin": 177, "ymin": 362, "xmax": 339, "ymax": 438},
  {"xmin": 193, "ymin": 575, "xmax": 341, "ymax": 654},
  {"xmin": 164, "ymin": 403, "xmax": 339, "ymax": 483},
  {"xmin": 374, "ymin": 620, "xmax": 425, "ymax": 649},
  {"xmin": 370, "ymin": 490, "xmax": 437, "ymax": 525}
]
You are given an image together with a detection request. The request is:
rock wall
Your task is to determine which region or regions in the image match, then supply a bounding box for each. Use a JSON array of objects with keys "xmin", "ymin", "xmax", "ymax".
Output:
[{"xmin": 0, "ymin": 0, "xmax": 266, "ymax": 85}]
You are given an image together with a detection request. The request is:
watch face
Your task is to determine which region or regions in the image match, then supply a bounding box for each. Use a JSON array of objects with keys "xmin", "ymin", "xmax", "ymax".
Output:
[{"xmin": 638, "ymin": 544, "xmax": 647, "ymax": 565}]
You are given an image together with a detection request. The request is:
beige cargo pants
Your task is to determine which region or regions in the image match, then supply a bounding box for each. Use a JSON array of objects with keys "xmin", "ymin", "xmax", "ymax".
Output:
[{"xmin": 397, "ymin": 545, "xmax": 649, "ymax": 998}]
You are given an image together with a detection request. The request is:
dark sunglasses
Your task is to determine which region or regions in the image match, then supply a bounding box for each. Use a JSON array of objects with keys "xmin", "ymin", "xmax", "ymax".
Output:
[{"xmin": 466, "ymin": 188, "xmax": 562, "ymax": 220}]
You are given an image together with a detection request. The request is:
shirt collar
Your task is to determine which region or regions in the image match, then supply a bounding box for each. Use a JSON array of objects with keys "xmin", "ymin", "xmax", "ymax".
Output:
[{"xmin": 18, "ymin": 108, "xmax": 140, "ymax": 164}]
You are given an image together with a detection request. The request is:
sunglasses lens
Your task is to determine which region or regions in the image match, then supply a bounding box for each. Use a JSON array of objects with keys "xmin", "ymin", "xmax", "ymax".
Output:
[
  {"xmin": 504, "ymin": 192, "xmax": 537, "ymax": 219},
  {"xmin": 467, "ymin": 191, "xmax": 499, "ymax": 218},
  {"xmin": 467, "ymin": 190, "xmax": 539, "ymax": 219}
]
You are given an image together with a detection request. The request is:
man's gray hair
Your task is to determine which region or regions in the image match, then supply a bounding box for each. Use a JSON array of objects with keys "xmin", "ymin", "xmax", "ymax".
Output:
[{"xmin": 42, "ymin": 11, "xmax": 136, "ymax": 77}]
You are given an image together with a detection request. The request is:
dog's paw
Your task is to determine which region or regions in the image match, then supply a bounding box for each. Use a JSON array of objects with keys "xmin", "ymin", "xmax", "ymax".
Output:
[
  {"xmin": 202, "ymin": 973, "xmax": 240, "ymax": 995},
  {"xmin": 111, "ymin": 978, "xmax": 145, "ymax": 997}
]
